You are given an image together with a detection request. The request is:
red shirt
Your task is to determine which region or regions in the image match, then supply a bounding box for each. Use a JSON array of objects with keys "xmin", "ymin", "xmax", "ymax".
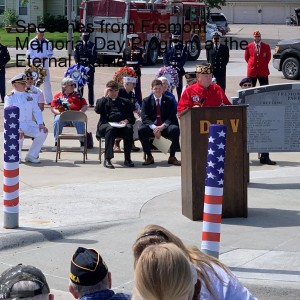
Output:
[
  {"xmin": 178, "ymin": 82, "xmax": 231, "ymax": 114},
  {"xmin": 51, "ymin": 92, "xmax": 88, "ymax": 113}
]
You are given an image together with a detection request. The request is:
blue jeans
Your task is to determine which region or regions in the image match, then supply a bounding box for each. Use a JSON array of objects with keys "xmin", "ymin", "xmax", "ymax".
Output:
[{"xmin": 53, "ymin": 114, "xmax": 85, "ymax": 141}]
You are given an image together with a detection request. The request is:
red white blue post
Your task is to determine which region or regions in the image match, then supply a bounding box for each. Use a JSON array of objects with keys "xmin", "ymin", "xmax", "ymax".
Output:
[
  {"xmin": 3, "ymin": 106, "xmax": 20, "ymax": 229},
  {"xmin": 201, "ymin": 124, "xmax": 227, "ymax": 259}
]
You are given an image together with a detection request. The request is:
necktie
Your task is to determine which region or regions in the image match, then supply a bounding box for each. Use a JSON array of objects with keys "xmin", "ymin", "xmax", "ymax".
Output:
[
  {"xmin": 256, "ymin": 44, "xmax": 260, "ymax": 56},
  {"xmin": 156, "ymin": 99, "xmax": 162, "ymax": 126}
]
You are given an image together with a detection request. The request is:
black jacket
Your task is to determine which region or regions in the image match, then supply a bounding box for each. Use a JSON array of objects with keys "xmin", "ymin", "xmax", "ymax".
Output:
[
  {"xmin": 95, "ymin": 96, "xmax": 135, "ymax": 127},
  {"xmin": 0, "ymin": 44, "xmax": 10, "ymax": 73},
  {"xmin": 206, "ymin": 43, "xmax": 229, "ymax": 77},
  {"xmin": 74, "ymin": 40, "xmax": 97, "ymax": 70},
  {"xmin": 141, "ymin": 94, "xmax": 178, "ymax": 128}
]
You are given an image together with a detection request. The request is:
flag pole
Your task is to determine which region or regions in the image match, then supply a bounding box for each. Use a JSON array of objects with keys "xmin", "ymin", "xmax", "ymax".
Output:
[
  {"xmin": 201, "ymin": 124, "xmax": 227, "ymax": 259},
  {"xmin": 3, "ymin": 106, "xmax": 20, "ymax": 229}
]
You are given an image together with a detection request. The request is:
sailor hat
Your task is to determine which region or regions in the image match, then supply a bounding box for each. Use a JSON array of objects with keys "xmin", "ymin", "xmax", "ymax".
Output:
[{"xmin": 123, "ymin": 76, "xmax": 137, "ymax": 84}]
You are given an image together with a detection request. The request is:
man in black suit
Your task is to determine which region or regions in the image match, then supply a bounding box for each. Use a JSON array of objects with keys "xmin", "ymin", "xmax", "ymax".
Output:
[
  {"xmin": 138, "ymin": 79, "xmax": 181, "ymax": 166},
  {"xmin": 206, "ymin": 31, "xmax": 229, "ymax": 91},
  {"xmin": 95, "ymin": 80, "xmax": 135, "ymax": 169}
]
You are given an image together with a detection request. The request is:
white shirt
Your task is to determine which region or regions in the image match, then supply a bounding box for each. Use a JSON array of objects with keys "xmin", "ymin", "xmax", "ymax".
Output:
[
  {"xmin": 26, "ymin": 37, "xmax": 53, "ymax": 60},
  {"xmin": 29, "ymin": 85, "xmax": 46, "ymax": 104},
  {"xmin": 4, "ymin": 90, "xmax": 43, "ymax": 126}
]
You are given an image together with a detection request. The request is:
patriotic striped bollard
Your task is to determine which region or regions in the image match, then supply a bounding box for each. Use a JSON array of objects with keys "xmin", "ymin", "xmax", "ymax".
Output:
[
  {"xmin": 201, "ymin": 124, "xmax": 227, "ymax": 259},
  {"xmin": 3, "ymin": 106, "xmax": 20, "ymax": 229}
]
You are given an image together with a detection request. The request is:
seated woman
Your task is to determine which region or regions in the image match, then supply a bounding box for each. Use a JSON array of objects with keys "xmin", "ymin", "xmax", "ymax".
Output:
[
  {"xmin": 133, "ymin": 243, "xmax": 195, "ymax": 300},
  {"xmin": 133, "ymin": 224, "xmax": 257, "ymax": 300}
]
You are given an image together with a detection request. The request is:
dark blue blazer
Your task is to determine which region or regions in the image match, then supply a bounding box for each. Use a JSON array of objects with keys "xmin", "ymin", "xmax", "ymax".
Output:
[{"xmin": 141, "ymin": 94, "xmax": 179, "ymax": 128}]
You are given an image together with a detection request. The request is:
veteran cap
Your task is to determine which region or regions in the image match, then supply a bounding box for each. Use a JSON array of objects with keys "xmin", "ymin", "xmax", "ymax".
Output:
[
  {"xmin": 9, "ymin": 73, "xmax": 26, "ymax": 84},
  {"xmin": 70, "ymin": 247, "xmax": 108, "ymax": 286},
  {"xmin": 196, "ymin": 63, "xmax": 212, "ymax": 74},
  {"xmin": 0, "ymin": 264, "xmax": 50, "ymax": 299},
  {"xmin": 253, "ymin": 30, "xmax": 261, "ymax": 37},
  {"xmin": 185, "ymin": 72, "xmax": 197, "ymax": 80},
  {"xmin": 123, "ymin": 76, "xmax": 137, "ymax": 84}
]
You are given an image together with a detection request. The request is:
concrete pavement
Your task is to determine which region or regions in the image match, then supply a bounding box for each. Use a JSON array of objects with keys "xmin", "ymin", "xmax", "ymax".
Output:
[{"xmin": 0, "ymin": 24, "xmax": 300, "ymax": 299}]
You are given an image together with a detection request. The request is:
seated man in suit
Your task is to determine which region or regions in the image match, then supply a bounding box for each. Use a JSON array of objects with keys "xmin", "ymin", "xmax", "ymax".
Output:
[
  {"xmin": 139, "ymin": 79, "xmax": 181, "ymax": 166},
  {"xmin": 95, "ymin": 80, "xmax": 135, "ymax": 169}
]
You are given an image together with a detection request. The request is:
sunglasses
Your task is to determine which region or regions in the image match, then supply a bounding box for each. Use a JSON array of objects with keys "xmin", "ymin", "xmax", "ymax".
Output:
[
  {"xmin": 243, "ymin": 83, "xmax": 252, "ymax": 87},
  {"xmin": 26, "ymin": 77, "xmax": 34, "ymax": 80}
]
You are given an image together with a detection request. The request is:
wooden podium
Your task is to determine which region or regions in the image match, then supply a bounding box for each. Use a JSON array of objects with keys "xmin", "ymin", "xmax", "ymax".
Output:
[{"xmin": 180, "ymin": 105, "xmax": 248, "ymax": 221}]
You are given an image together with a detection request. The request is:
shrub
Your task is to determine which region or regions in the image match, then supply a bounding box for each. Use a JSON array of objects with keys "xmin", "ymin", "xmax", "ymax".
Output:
[{"xmin": 2, "ymin": 9, "xmax": 18, "ymax": 27}]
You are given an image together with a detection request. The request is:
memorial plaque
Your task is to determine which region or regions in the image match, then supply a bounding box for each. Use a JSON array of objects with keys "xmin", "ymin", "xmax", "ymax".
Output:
[{"xmin": 233, "ymin": 83, "xmax": 300, "ymax": 152}]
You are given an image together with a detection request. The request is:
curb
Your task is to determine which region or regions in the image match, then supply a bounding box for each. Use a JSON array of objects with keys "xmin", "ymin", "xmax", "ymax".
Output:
[{"xmin": 0, "ymin": 218, "xmax": 136, "ymax": 251}]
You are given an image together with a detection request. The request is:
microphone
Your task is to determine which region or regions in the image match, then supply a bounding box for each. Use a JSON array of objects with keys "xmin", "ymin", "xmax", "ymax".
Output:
[{"xmin": 200, "ymin": 98, "xmax": 205, "ymax": 105}]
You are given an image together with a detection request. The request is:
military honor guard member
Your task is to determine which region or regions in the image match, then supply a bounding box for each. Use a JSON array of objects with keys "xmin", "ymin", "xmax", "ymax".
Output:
[
  {"xmin": 178, "ymin": 63, "xmax": 231, "ymax": 115},
  {"xmin": 0, "ymin": 40, "xmax": 10, "ymax": 102},
  {"xmin": 74, "ymin": 31, "xmax": 97, "ymax": 107},
  {"xmin": 181, "ymin": 71, "xmax": 197, "ymax": 96},
  {"xmin": 123, "ymin": 34, "xmax": 144, "ymax": 105},
  {"xmin": 4, "ymin": 74, "xmax": 48, "ymax": 163},
  {"xmin": 244, "ymin": 30, "xmax": 271, "ymax": 87},
  {"xmin": 206, "ymin": 31, "xmax": 229, "ymax": 91},
  {"xmin": 26, "ymin": 28, "xmax": 53, "ymax": 104},
  {"xmin": 163, "ymin": 32, "xmax": 188, "ymax": 99}
]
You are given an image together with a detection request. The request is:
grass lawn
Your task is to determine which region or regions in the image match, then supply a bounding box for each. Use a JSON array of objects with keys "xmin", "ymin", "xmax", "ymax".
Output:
[{"xmin": 0, "ymin": 28, "xmax": 80, "ymax": 47}]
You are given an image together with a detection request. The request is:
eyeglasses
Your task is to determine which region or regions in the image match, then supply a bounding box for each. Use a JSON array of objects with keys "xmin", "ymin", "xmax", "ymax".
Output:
[
  {"xmin": 26, "ymin": 77, "xmax": 34, "ymax": 80},
  {"xmin": 242, "ymin": 83, "xmax": 252, "ymax": 88}
]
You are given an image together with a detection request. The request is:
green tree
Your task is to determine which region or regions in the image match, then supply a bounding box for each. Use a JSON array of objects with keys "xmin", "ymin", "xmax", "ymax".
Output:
[{"xmin": 204, "ymin": 0, "xmax": 226, "ymax": 10}]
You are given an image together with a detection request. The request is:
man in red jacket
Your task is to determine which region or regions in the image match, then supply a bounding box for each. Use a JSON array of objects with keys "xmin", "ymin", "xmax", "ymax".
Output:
[
  {"xmin": 178, "ymin": 63, "xmax": 231, "ymax": 115},
  {"xmin": 244, "ymin": 30, "xmax": 271, "ymax": 87}
]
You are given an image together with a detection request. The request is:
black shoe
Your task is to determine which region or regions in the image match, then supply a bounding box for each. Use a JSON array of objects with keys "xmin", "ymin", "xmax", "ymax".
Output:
[
  {"xmin": 104, "ymin": 159, "xmax": 115, "ymax": 169},
  {"xmin": 131, "ymin": 146, "xmax": 140, "ymax": 152},
  {"xmin": 260, "ymin": 157, "xmax": 276, "ymax": 165},
  {"xmin": 124, "ymin": 159, "xmax": 134, "ymax": 167}
]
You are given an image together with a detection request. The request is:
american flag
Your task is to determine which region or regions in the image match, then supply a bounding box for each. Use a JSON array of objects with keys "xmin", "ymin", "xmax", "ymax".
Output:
[
  {"xmin": 201, "ymin": 124, "xmax": 227, "ymax": 258},
  {"xmin": 3, "ymin": 106, "xmax": 20, "ymax": 227}
]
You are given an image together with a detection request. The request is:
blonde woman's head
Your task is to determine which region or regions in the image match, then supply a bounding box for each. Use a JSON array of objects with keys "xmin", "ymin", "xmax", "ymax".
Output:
[{"xmin": 133, "ymin": 243, "xmax": 194, "ymax": 300}]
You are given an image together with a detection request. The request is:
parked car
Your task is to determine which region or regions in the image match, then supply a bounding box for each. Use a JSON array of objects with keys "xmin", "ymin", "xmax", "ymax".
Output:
[
  {"xmin": 273, "ymin": 38, "xmax": 300, "ymax": 80},
  {"xmin": 206, "ymin": 22, "xmax": 218, "ymax": 40},
  {"xmin": 207, "ymin": 13, "xmax": 230, "ymax": 34}
]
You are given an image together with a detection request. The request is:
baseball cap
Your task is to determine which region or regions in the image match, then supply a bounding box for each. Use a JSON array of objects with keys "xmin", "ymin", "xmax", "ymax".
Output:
[
  {"xmin": 70, "ymin": 247, "xmax": 108, "ymax": 286},
  {"xmin": 0, "ymin": 264, "xmax": 50, "ymax": 299}
]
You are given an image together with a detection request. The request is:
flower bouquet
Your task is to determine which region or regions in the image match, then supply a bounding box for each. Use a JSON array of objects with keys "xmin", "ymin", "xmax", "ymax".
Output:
[
  {"xmin": 155, "ymin": 66, "xmax": 179, "ymax": 89},
  {"xmin": 113, "ymin": 66, "xmax": 137, "ymax": 86},
  {"xmin": 64, "ymin": 64, "xmax": 89, "ymax": 88},
  {"xmin": 25, "ymin": 65, "xmax": 47, "ymax": 87}
]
